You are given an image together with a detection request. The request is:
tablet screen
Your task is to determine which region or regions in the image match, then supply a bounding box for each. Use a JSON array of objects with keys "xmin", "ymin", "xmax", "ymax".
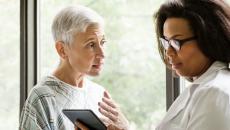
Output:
[{"xmin": 62, "ymin": 109, "xmax": 107, "ymax": 130}]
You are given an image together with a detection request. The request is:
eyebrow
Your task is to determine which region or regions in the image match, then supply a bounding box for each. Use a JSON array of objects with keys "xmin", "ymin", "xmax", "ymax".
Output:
[
  {"xmin": 84, "ymin": 35, "xmax": 105, "ymax": 43},
  {"xmin": 164, "ymin": 34, "xmax": 183, "ymax": 40}
]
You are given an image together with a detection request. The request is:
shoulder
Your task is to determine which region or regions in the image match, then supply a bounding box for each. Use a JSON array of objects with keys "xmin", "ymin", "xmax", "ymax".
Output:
[
  {"xmin": 20, "ymin": 77, "xmax": 58, "ymax": 122},
  {"xmin": 191, "ymin": 70, "xmax": 230, "ymax": 112},
  {"xmin": 211, "ymin": 69, "xmax": 230, "ymax": 91},
  {"xmin": 197, "ymin": 69, "xmax": 230, "ymax": 101},
  {"xmin": 196, "ymin": 68, "xmax": 230, "ymax": 99},
  {"xmin": 188, "ymin": 87, "xmax": 230, "ymax": 130},
  {"xmin": 188, "ymin": 71, "xmax": 230, "ymax": 129},
  {"xmin": 26, "ymin": 76, "xmax": 60, "ymax": 105}
]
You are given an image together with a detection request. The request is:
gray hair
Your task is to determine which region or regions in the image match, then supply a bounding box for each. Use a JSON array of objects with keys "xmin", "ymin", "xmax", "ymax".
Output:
[{"xmin": 52, "ymin": 5, "xmax": 104, "ymax": 44}]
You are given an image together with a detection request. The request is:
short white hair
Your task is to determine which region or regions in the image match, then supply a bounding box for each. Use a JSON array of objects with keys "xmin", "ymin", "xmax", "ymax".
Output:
[{"xmin": 52, "ymin": 5, "xmax": 104, "ymax": 44}]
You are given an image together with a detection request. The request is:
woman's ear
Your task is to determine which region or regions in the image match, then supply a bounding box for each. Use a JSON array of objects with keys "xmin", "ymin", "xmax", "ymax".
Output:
[{"xmin": 55, "ymin": 41, "xmax": 68, "ymax": 59}]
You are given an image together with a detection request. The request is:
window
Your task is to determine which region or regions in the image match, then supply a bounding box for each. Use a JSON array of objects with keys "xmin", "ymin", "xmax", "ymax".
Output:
[
  {"xmin": 0, "ymin": 0, "xmax": 19, "ymax": 129},
  {"xmin": 38, "ymin": 0, "xmax": 166, "ymax": 129}
]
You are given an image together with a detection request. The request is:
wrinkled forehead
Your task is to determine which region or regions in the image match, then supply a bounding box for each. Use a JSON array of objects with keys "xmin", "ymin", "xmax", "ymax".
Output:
[
  {"xmin": 84, "ymin": 24, "xmax": 105, "ymax": 38},
  {"xmin": 73, "ymin": 24, "xmax": 105, "ymax": 44}
]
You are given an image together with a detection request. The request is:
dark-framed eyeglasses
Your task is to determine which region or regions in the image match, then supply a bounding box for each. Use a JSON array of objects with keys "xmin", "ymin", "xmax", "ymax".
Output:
[{"xmin": 159, "ymin": 36, "xmax": 197, "ymax": 52}]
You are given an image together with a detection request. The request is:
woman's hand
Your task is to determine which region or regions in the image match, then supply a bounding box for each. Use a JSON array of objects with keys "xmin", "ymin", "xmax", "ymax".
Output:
[
  {"xmin": 75, "ymin": 120, "xmax": 122, "ymax": 130},
  {"xmin": 74, "ymin": 121, "xmax": 89, "ymax": 130},
  {"xmin": 99, "ymin": 91, "xmax": 129, "ymax": 130}
]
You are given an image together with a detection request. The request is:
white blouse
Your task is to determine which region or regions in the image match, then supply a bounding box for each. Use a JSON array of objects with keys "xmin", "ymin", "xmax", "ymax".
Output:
[{"xmin": 156, "ymin": 61, "xmax": 230, "ymax": 130}]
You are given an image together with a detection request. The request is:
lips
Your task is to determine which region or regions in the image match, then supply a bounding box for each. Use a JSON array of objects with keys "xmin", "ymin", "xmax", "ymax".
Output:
[
  {"xmin": 92, "ymin": 63, "xmax": 104, "ymax": 69},
  {"xmin": 171, "ymin": 62, "xmax": 182, "ymax": 69}
]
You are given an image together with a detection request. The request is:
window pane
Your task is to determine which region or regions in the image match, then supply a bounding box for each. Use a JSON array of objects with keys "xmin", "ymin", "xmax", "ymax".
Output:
[
  {"xmin": 39, "ymin": 0, "xmax": 166, "ymax": 129},
  {"xmin": 0, "ymin": 0, "xmax": 19, "ymax": 129}
]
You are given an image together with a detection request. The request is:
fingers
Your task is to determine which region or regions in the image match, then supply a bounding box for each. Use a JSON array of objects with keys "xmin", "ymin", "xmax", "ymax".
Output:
[
  {"xmin": 100, "ymin": 117, "xmax": 111, "ymax": 126},
  {"xmin": 99, "ymin": 91, "xmax": 120, "ymax": 123},
  {"xmin": 75, "ymin": 121, "xmax": 89, "ymax": 130},
  {"xmin": 99, "ymin": 101, "xmax": 118, "ymax": 116},
  {"xmin": 103, "ymin": 91, "xmax": 117, "ymax": 108},
  {"xmin": 102, "ymin": 97, "xmax": 117, "ymax": 109},
  {"xmin": 104, "ymin": 91, "xmax": 112, "ymax": 99},
  {"xmin": 99, "ymin": 107, "xmax": 118, "ymax": 122}
]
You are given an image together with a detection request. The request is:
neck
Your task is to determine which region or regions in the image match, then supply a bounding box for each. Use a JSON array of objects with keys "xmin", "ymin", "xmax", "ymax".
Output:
[
  {"xmin": 53, "ymin": 61, "xmax": 85, "ymax": 88},
  {"xmin": 192, "ymin": 60, "xmax": 213, "ymax": 80}
]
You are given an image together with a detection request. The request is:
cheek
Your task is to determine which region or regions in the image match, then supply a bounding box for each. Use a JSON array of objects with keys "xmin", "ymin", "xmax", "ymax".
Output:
[
  {"xmin": 70, "ymin": 51, "xmax": 95, "ymax": 66},
  {"xmin": 178, "ymin": 45, "xmax": 208, "ymax": 76}
]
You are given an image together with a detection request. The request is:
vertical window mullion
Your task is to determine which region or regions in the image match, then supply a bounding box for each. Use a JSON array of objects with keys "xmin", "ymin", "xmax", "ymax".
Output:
[
  {"xmin": 19, "ymin": 0, "xmax": 37, "ymax": 113},
  {"xmin": 166, "ymin": 68, "xmax": 180, "ymax": 110},
  {"xmin": 20, "ymin": 0, "xmax": 28, "ymax": 114},
  {"xmin": 27, "ymin": 0, "xmax": 37, "ymax": 92}
]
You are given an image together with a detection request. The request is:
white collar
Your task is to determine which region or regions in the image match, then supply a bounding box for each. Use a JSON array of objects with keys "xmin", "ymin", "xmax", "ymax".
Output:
[{"xmin": 192, "ymin": 61, "xmax": 228, "ymax": 84}]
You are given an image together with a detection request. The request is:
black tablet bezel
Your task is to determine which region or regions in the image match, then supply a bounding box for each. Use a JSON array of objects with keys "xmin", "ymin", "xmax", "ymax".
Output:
[{"xmin": 62, "ymin": 109, "xmax": 107, "ymax": 130}]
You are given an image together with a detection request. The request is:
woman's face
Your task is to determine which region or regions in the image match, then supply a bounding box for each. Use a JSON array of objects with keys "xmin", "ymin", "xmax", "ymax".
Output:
[
  {"xmin": 163, "ymin": 18, "xmax": 211, "ymax": 77},
  {"xmin": 65, "ymin": 24, "xmax": 106, "ymax": 76}
]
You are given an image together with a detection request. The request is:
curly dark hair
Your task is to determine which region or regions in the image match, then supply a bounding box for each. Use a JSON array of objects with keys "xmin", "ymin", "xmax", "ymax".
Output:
[{"xmin": 154, "ymin": 0, "xmax": 230, "ymax": 66}]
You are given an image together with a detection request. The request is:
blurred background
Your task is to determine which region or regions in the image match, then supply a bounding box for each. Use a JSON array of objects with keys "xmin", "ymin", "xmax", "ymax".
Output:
[{"xmin": 1, "ymin": 0, "xmax": 229, "ymax": 130}]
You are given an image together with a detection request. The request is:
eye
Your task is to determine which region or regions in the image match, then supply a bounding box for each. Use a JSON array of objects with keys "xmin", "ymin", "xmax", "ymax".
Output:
[
  {"xmin": 160, "ymin": 38, "xmax": 169, "ymax": 49},
  {"xmin": 100, "ymin": 40, "xmax": 107, "ymax": 46},
  {"xmin": 87, "ymin": 42, "xmax": 96, "ymax": 48},
  {"xmin": 170, "ymin": 40, "xmax": 180, "ymax": 51}
]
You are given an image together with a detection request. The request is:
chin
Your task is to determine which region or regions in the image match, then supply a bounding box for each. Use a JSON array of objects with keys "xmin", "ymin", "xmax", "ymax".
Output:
[
  {"xmin": 175, "ymin": 70, "xmax": 187, "ymax": 77},
  {"xmin": 176, "ymin": 71, "xmax": 194, "ymax": 78},
  {"xmin": 87, "ymin": 71, "xmax": 100, "ymax": 76}
]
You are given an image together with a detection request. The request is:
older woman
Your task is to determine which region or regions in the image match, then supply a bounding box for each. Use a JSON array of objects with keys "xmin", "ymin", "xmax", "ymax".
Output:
[
  {"xmin": 79, "ymin": 0, "xmax": 230, "ymax": 130},
  {"xmin": 19, "ymin": 5, "xmax": 108, "ymax": 130}
]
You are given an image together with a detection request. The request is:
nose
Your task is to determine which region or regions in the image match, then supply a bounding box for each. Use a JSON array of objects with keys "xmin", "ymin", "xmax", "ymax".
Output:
[
  {"xmin": 96, "ymin": 46, "xmax": 105, "ymax": 59},
  {"xmin": 165, "ymin": 46, "xmax": 176, "ymax": 59}
]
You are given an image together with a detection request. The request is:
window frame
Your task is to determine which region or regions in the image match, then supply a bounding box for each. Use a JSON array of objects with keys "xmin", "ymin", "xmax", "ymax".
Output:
[{"xmin": 20, "ymin": 0, "xmax": 38, "ymax": 113}]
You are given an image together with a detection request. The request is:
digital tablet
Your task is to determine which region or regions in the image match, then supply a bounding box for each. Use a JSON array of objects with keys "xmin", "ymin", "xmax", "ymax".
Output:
[{"xmin": 62, "ymin": 109, "xmax": 107, "ymax": 130}]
